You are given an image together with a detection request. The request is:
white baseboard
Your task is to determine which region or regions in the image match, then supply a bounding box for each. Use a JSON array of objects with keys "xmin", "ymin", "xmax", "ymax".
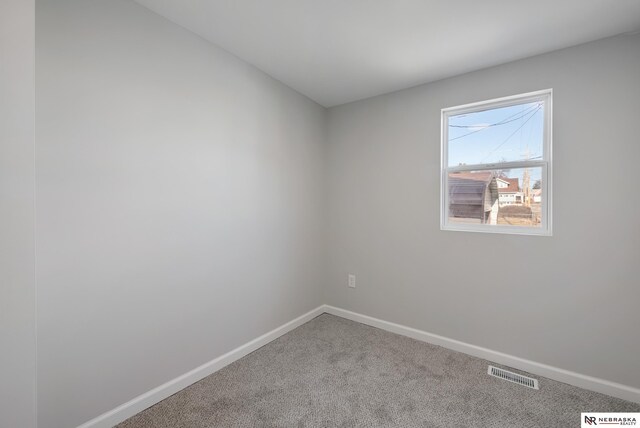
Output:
[
  {"xmin": 77, "ymin": 303, "xmax": 639, "ymax": 428},
  {"xmin": 77, "ymin": 305, "xmax": 326, "ymax": 428},
  {"xmin": 323, "ymin": 305, "xmax": 640, "ymax": 404}
]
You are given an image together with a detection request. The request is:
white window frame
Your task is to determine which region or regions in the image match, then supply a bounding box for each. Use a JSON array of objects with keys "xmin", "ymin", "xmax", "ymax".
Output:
[{"xmin": 440, "ymin": 89, "xmax": 553, "ymax": 236}]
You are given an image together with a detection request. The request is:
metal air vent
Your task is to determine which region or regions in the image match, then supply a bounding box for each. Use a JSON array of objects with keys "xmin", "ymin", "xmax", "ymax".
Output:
[{"xmin": 488, "ymin": 365, "xmax": 539, "ymax": 390}]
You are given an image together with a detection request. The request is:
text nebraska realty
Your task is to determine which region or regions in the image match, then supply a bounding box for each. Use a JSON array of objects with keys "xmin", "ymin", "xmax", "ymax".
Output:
[{"xmin": 585, "ymin": 415, "xmax": 637, "ymax": 426}]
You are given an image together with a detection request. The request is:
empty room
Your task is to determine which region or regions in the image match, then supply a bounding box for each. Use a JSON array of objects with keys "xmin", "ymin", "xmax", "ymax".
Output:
[{"xmin": 2, "ymin": 0, "xmax": 640, "ymax": 427}]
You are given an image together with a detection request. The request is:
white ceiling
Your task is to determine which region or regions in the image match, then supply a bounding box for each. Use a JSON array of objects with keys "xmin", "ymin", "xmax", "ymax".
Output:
[{"xmin": 134, "ymin": 0, "xmax": 640, "ymax": 107}]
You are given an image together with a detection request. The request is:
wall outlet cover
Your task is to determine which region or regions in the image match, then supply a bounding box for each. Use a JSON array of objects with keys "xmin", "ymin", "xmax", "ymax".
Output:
[{"xmin": 348, "ymin": 274, "xmax": 356, "ymax": 288}]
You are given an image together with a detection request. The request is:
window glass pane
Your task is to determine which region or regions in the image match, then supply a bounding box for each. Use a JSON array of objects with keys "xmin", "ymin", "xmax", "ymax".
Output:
[
  {"xmin": 448, "ymin": 101, "xmax": 544, "ymax": 167},
  {"xmin": 448, "ymin": 167, "xmax": 543, "ymax": 228}
]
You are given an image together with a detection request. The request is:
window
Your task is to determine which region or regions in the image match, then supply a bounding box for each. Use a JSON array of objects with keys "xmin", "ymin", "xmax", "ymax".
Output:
[{"xmin": 441, "ymin": 89, "xmax": 552, "ymax": 235}]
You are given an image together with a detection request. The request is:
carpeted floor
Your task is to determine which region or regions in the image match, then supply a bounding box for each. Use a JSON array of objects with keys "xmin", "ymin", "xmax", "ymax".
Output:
[{"xmin": 117, "ymin": 314, "xmax": 640, "ymax": 427}]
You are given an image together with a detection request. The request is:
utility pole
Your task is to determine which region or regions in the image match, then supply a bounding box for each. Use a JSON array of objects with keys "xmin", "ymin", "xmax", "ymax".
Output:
[{"xmin": 522, "ymin": 147, "xmax": 531, "ymax": 207}]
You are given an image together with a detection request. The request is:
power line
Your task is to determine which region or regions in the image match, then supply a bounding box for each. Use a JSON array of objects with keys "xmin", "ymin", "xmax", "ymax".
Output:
[
  {"xmin": 449, "ymin": 103, "xmax": 539, "ymax": 129},
  {"xmin": 479, "ymin": 106, "xmax": 542, "ymax": 163},
  {"xmin": 448, "ymin": 104, "xmax": 538, "ymax": 141}
]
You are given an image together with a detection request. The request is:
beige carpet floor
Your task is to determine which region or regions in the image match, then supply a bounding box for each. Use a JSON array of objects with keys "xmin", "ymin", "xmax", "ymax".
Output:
[{"xmin": 117, "ymin": 314, "xmax": 640, "ymax": 427}]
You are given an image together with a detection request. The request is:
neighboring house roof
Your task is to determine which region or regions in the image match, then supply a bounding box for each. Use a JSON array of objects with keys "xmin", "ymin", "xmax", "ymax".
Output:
[
  {"xmin": 451, "ymin": 171, "xmax": 493, "ymax": 182},
  {"xmin": 497, "ymin": 177, "xmax": 520, "ymax": 193},
  {"xmin": 448, "ymin": 171, "xmax": 500, "ymax": 223},
  {"xmin": 448, "ymin": 171, "xmax": 497, "ymax": 208},
  {"xmin": 532, "ymin": 189, "xmax": 542, "ymax": 196}
]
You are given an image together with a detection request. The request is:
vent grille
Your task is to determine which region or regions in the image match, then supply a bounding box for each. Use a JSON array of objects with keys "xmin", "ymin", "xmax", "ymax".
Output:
[{"xmin": 488, "ymin": 365, "xmax": 539, "ymax": 390}]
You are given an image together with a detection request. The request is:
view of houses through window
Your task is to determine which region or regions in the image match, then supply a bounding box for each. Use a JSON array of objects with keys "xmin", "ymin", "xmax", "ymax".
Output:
[
  {"xmin": 448, "ymin": 167, "xmax": 542, "ymax": 227},
  {"xmin": 441, "ymin": 90, "xmax": 551, "ymax": 234}
]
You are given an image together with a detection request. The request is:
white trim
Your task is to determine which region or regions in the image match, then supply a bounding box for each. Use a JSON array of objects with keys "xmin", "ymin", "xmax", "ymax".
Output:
[
  {"xmin": 447, "ymin": 159, "xmax": 546, "ymax": 173},
  {"xmin": 323, "ymin": 305, "xmax": 640, "ymax": 404},
  {"xmin": 440, "ymin": 89, "xmax": 553, "ymax": 236},
  {"xmin": 76, "ymin": 306, "xmax": 326, "ymax": 428},
  {"xmin": 441, "ymin": 89, "xmax": 553, "ymax": 114},
  {"xmin": 76, "ymin": 303, "xmax": 639, "ymax": 427}
]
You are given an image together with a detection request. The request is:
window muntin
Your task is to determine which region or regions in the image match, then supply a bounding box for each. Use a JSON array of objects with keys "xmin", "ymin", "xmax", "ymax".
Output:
[{"xmin": 441, "ymin": 90, "xmax": 552, "ymax": 235}]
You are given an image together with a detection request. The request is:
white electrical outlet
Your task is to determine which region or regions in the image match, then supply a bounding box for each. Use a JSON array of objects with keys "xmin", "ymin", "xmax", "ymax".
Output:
[{"xmin": 348, "ymin": 274, "xmax": 356, "ymax": 288}]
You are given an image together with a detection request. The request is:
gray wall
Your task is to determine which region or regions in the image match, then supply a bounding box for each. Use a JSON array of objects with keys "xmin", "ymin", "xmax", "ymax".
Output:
[
  {"xmin": 36, "ymin": 1, "xmax": 326, "ymax": 427},
  {"xmin": 25, "ymin": 3, "xmax": 640, "ymax": 425},
  {"xmin": 326, "ymin": 34, "xmax": 640, "ymax": 389},
  {"xmin": 0, "ymin": 0, "xmax": 37, "ymax": 427}
]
